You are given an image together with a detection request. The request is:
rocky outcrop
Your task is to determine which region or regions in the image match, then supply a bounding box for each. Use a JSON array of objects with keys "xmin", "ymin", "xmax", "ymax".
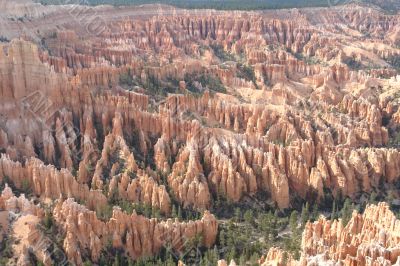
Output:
[
  {"xmin": 0, "ymin": 5, "xmax": 400, "ymax": 265},
  {"xmin": 0, "ymin": 185, "xmax": 55, "ymax": 266},
  {"xmin": 259, "ymin": 247, "xmax": 297, "ymax": 266},
  {"xmin": 0, "ymin": 39, "xmax": 65, "ymax": 100},
  {"xmin": 0, "ymin": 154, "xmax": 107, "ymax": 211},
  {"xmin": 0, "ymin": 184, "xmax": 43, "ymax": 217},
  {"xmin": 53, "ymin": 198, "xmax": 218, "ymax": 265},
  {"xmin": 108, "ymin": 171, "xmax": 171, "ymax": 214},
  {"xmin": 91, "ymin": 131, "xmax": 138, "ymax": 190},
  {"xmin": 168, "ymin": 140, "xmax": 211, "ymax": 210},
  {"xmin": 301, "ymin": 202, "xmax": 400, "ymax": 266},
  {"xmin": 260, "ymin": 203, "xmax": 400, "ymax": 266},
  {"xmin": 1, "ymin": 35, "xmax": 400, "ymax": 212}
]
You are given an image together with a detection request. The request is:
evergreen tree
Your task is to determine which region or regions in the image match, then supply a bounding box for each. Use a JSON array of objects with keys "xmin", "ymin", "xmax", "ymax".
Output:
[
  {"xmin": 43, "ymin": 210, "xmax": 53, "ymax": 230},
  {"xmin": 244, "ymin": 209, "xmax": 253, "ymax": 225},
  {"xmin": 144, "ymin": 204, "xmax": 151, "ymax": 217},
  {"xmin": 331, "ymin": 200, "xmax": 337, "ymax": 221},
  {"xmin": 301, "ymin": 202, "xmax": 310, "ymax": 226},
  {"xmin": 219, "ymin": 229, "xmax": 226, "ymax": 247},
  {"xmin": 239, "ymin": 254, "xmax": 247, "ymax": 265},
  {"xmin": 226, "ymin": 246, "xmax": 236, "ymax": 264},
  {"xmin": 250, "ymin": 252, "xmax": 259, "ymax": 264},
  {"xmin": 226, "ymin": 220, "xmax": 236, "ymax": 248},
  {"xmin": 369, "ymin": 191, "xmax": 377, "ymax": 204},
  {"xmin": 259, "ymin": 211, "xmax": 274, "ymax": 240},
  {"xmin": 282, "ymin": 251, "xmax": 288, "ymax": 265},
  {"xmin": 112, "ymin": 252, "xmax": 121, "ymax": 266},
  {"xmin": 271, "ymin": 211, "xmax": 278, "ymax": 239},
  {"xmin": 171, "ymin": 205, "xmax": 177, "ymax": 218},
  {"xmin": 166, "ymin": 254, "xmax": 175, "ymax": 266},
  {"xmin": 154, "ymin": 208, "xmax": 161, "ymax": 219},
  {"xmin": 177, "ymin": 205, "xmax": 182, "ymax": 220},
  {"xmin": 312, "ymin": 203, "xmax": 319, "ymax": 221},
  {"xmin": 341, "ymin": 198, "xmax": 353, "ymax": 226},
  {"xmin": 212, "ymin": 245, "xmax": 219, "ymax": 263},
  {"xmin": 199, "ymin": 256, "xmax": 206, "ymax": 266},
  {"xmin": 289, "ymin": 210, "xmax": 298, "ymax": 233},
  {"xmin": 98, "ymin": 253, "xmax": 107, "ymax": 266},
  {"xmin": 234, "ymin": 208, "xmax": 241, "ymax": 222},
  {"xmin": 387, "ymin": 190, "xmax": 395, "ymax": 206},
  {"xmin": 336, "ymin": 189, "xmax": 343, "ymax": 207}
]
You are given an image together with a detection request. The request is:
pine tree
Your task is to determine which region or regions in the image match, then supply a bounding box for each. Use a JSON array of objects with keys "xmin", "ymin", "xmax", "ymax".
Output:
[
  {"xmin": 177, "ymin": 205, "xmax": 182, "ymax": 220},
  {"xmin": 259, "ymin": 211, "xmax": 274, "ymax": 240},
  {"xmin": 387, "ymin": 190, "xmax": 395, "ymax": 206},
  {"xmin": 43, "ymin": 210, "xmax": 53, "ymax": 230},
  {"xmin": 171, "ymin": 205, "xmax": 177, "ymax": 218},
  {"xmin": 234, "ymin": 208, "xmax": 241, "ymax": 223},
  {"xmin": 154, "ymin": 208, "xmax": 161, "ymax": 219},
  {"xmin": 239, "ymin": 254, "xmax": 246, "ymax": 265},
  {"xmin": 98, "ymin": 253, "xmax": 107, "ymax": 266},
  {"xmin": 341, "ymin": 198, "xmax": 353, "ymax": 226},
  {"xmin": 112, "ymin": 252, "xmax": 121, "ymax": 266},
  {"xmin": 282, "ymin": 251, "xmax": 288, "ymax": 265},
  {"xmin": 289, "ymin": 210, "xmax": 298, "ymax": 233},
  {"xmin": 271, "ymin": 211, "xmax": 278, "ymax": 239},
  {"xmin": 226, "ymin": 220, "xmax": 235, "ymax": 248},
  {"xmin": 244, "ymin": 209, "xmax": 253, "ymax": 225},
  {"xmin": 331, "ymin": 200, "xmax": 337, "ymax": 221},
  {"xmin": 166, "ymin": 254, "xmax": 175, "ymax": 266},
  {"xmin": 312, "ymin": 203, "xmax": 319, "ymax": 221},
  {"xmin": 250, "ymin": 252, "xmax": 259, "ymax": 264},
  {"xmin": 301, "ymin": 202, "xmax": 310, "ymax": 226},
  {"xmin": 212, "ymin": 245, "xmax": 219, "ymax": 264},
  {"xmin": 336, "ymin": 189, "xmax": 343, "ymax": 206},
  {"xmin": 369, "ymin": 191, "xmax": 377, "ymax": 204},
  {"xmin": 226, "ymin": 246, "xmax": 236, "ymax": 264},
  {"xmin": 201, "ymin": 254, "xmax": 209, "ymax": 266},
  {"xmin": 144, "ymin": 204, "xmax": 151, "ymax": 217},
  {"xmin": 219, "ymin": 229, "xmax": 226, "ymax": 247}
]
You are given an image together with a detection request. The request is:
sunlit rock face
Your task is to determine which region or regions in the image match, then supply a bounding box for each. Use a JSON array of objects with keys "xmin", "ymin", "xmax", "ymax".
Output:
[
  {"xmin": 53, "ymin": 199, "xmax": 217, "ymax": 264},
  {"xmin": 0, "ymin": 0, "xmax": 400, "ymax": 264},
  {"xmin": 301, "ymin": 202, "xmax": 400, "ymax": 266},
  {"xmin": 260, "ymin": 203, "xmax": 400, "ymax": 266}
]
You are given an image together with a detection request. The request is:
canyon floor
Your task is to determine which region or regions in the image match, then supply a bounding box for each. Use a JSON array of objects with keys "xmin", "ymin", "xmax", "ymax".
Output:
[{"xmin": 0, "ymin": 0, "xmax": 400, "ymax": 265}]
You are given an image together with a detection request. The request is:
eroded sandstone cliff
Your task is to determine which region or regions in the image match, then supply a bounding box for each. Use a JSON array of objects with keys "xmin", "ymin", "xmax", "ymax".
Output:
[
  {"xmin": 0, "ymin": 0, "xmax": 399, "ymax": 264},
  {"xmin": 260, "ymin": 203, "xmax": 400, "ymax": 266}
]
